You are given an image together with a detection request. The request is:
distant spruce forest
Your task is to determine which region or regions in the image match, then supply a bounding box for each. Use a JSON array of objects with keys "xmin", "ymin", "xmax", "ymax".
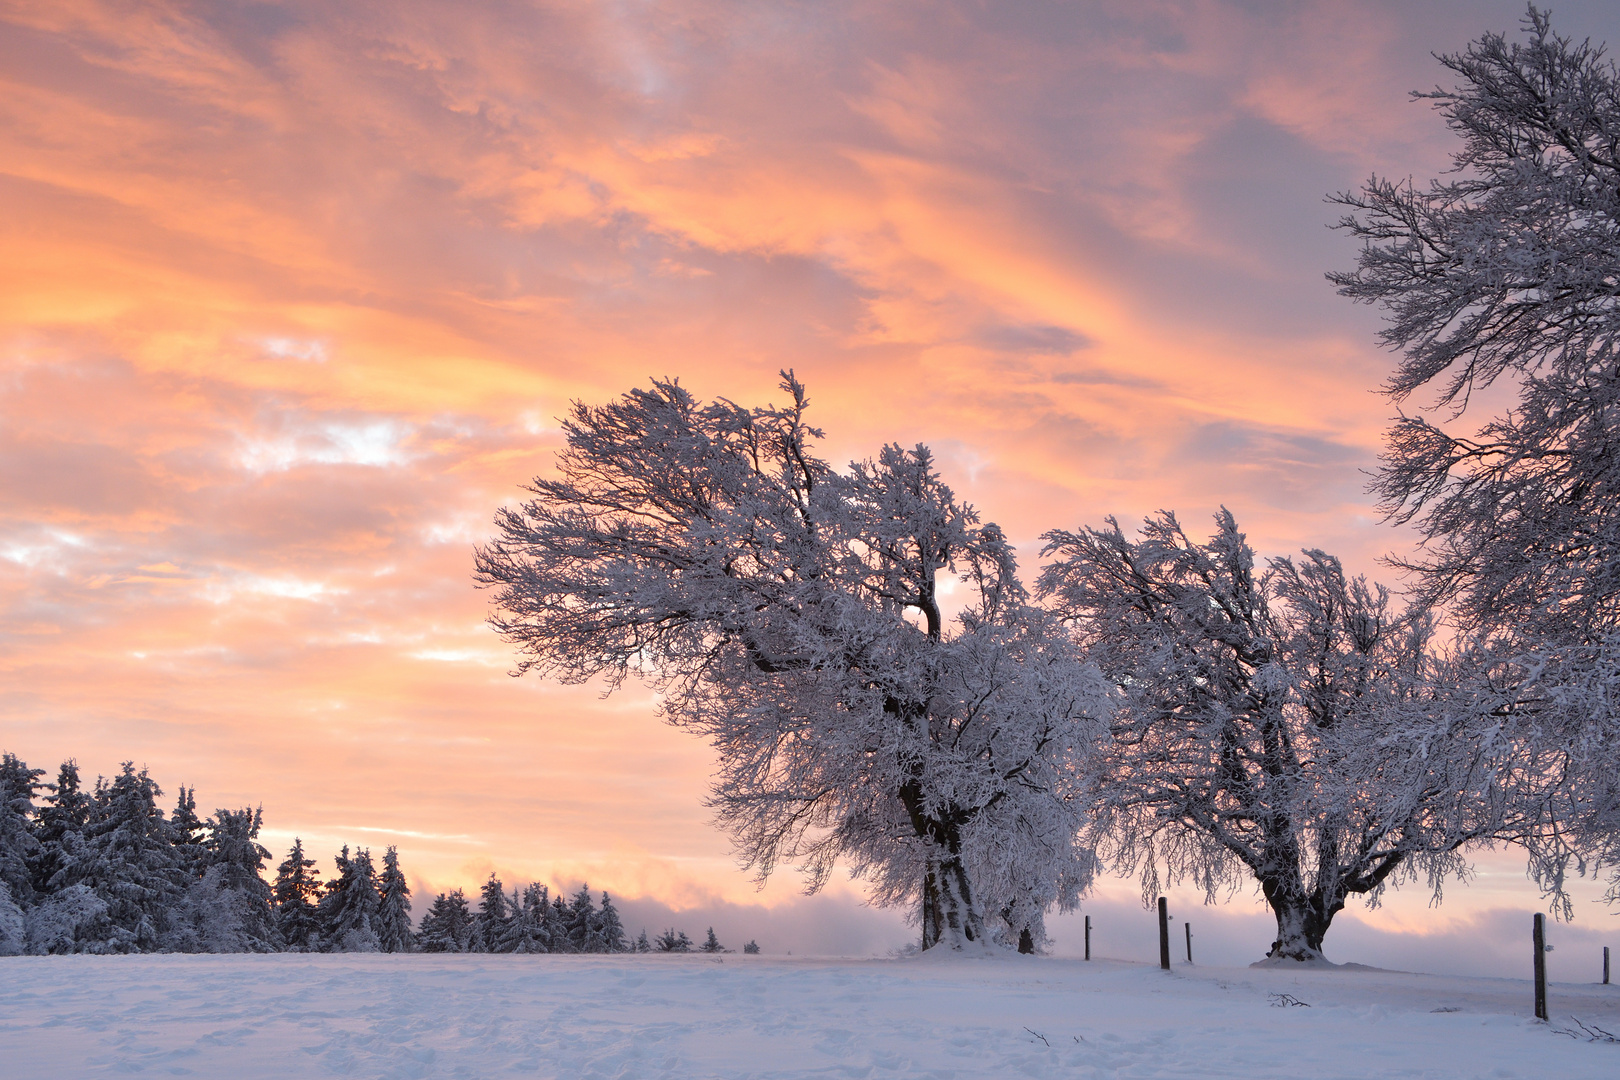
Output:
[{"xmin": 0, "ymin": 755, "xmax": 757, "ymax": 957}]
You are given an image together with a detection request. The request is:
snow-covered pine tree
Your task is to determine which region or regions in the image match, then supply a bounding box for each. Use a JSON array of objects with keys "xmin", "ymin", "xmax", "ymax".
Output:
[
  {"xmin": 503, "ymin": 883, "xmax": 555, "ymax": 953},
  {"xmin": 476, "ymin": 375, "xmax": 1111, "ymax": 950},
  {"xmin": 1040, "ymin": 510, "xmax": 1541, "ymax": 961},
  {"xmin": 189, "ymin": 807, "xmax": 277, "ymax": 952},
  {"xmin": 170, "ymin": 786, "xmax": 206, "ymax": 881},
  {"xmin": 742, "ymin": 940, "xmax": 760, "ymax": 955},
  {"xmin": 31, "ymin": 759, "xmax": 92, "ymax": 899},
  {"xmin": 654, "ymin": 928, "xmax": 691, "ymax": 952},
  {"xmin": 470, "ymin": 873, "xmax": 509, "ymax": 953},
  {"xmin": 0, "ymin": 882, "xmax": 23, "ymax": 955},
  {"xmin": 594, "ymin": 892, "xmax": 628, "ymax": 953},
  {"xmin": 0, "ymin": 753, "xmax": 44, "ymax": 907},
  {"xmin": 634, "ymin": 929, "xmax": 651, "ymax": 953},
  {"xmin": 565, "ymin": 884, "xmax": 597, "ymax": 952},
  {"xmin": 700, "ymin": 927, "xmax": 723, "ymax": 953},
  {"xmin": 376, "ymin": 846, "xmax": 414, "ymax": 953},
  {"xmin": 271, "ymin": 838, "xmax": 322, "ymax": 950},
  {"xmin": 317, "ymin": 845, "xmax": 381, "ymax": 952},
  {"xmin": 549, "ymin": 892, "xmax": 573, "ymax": 953},
  {"xmin": 22, "ymin": 884, "xmax": 107, "ymax": 955},
  {"xmin": 58, "ymin": 763, "xmax": 184, "ymax": 952},
  {"xmin": 417, "ymin": 889, "xmax": 472, "ymax": 952}
]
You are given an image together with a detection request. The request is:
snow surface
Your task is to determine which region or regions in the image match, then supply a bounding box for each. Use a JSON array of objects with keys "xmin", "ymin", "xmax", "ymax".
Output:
[{"xmin": 1, "ymin": 952, "xmax": 1616, "ymax": 1078}]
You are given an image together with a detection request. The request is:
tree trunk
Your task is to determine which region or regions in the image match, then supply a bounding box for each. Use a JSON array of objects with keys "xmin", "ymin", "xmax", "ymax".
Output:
[
  {"xmin": 899, "ymin": 769, "xmax": 987, "ymax": 952},
  {"xmin": 1261, "ymin": 877, "xmax": 1343, "ymax": 962},
  {"xmin": 920, "ymin": 848, "xmax": 984, "ymax": 951}
]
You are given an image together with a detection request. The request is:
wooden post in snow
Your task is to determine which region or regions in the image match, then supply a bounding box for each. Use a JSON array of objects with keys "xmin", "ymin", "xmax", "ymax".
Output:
[
  {"xmin": 1158, "ymin": 897, "xmax": 1171, "ymax": 971},
  {"xmin": 1533, "ymin": 912, "xmax": 1548, "ymax": 1021},
  {"xmin": 1604, "ymin": 945, "xmax": 1610, "ymax": 985},
  {"xmin": 1084, "ymin": 915, "xmax": 1091, "ymax": 961},
  {"xmin": 1184, "ymin": 921, "xmax": 1193, "ymax": 964}
]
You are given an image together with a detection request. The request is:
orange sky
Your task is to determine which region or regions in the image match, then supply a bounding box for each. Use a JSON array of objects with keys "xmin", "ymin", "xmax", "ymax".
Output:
[{"xmin": 3, "ymin": 0, "xmax": 1616, "ymax": 965}]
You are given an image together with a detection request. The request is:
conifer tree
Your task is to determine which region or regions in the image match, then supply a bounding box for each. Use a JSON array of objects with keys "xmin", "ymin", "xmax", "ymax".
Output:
[
  {"xmin": 700, "ymin": 927, "xmax": 723, "ymax": 953},
  {"xmin": 180, "ymin": 806, "xmax": 277, "ymax": 952},
  {"xmin": 0, "ymin": 753, "xmax": 44, "ymax": 907},
  {"xmin": 634, "ymin": 929, "xmax": 651, "ymax": 953},
  {"xmin": 0, "ymin": 881, "xmax": 25, "ymax": 955},
  {"xmin": 471, "ymin": 873, "xmax": 509, "ymax": 953},
  {"xmin": 318, "ymin": 846, "xmax": 381, "ymax": 952},
  {"xmin": 498, "ymin": 883, "xmax": 551, "ymax": 954},
  {"xmin": 32, "ymin": 759, "xmax": 92, "ymax": 898},
  {"xmin": 743, "ymin": 940, "xmax": 760, "ymax": 954},
  {"xmin": 170, "ymin": 786, "xmax": 206, "ymax": 880},
  {"xmin": 595, "ymin": 892, "xmax": 628, "ymax": 953},
  {"xmin": 376, "ymin": 846, "xmax": 414, "ymax": 953},
  {"xmin": 566, "ymin": 884, "xmax": 597, "ymax": 952},
  {"xmin": 655, "ymin": 928, "xmax": 691, "ymax": 952},
  {"xmin": 272, "ymin": 838, "xmax": 322, "ymax": 950},
  {"xmin": 550, "ymin": 892, "xmax": 573, "ymax": 953},
  {"xmin": 67, "ymin": 763, "xmax": 183, "ymax": 952},
  {"xmin": 417, "ymin": 889, "xmax": 472, "ymax": 952}
]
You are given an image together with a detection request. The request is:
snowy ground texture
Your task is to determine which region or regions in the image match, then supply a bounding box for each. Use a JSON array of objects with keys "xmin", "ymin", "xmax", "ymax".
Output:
[{"xmin": 2, "ymin": 953, "xmax": 1617, "ymax": 1079}]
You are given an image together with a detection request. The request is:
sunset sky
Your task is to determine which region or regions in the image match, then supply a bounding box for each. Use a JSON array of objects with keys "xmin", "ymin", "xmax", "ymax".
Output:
[{"xmin": 4, "ymin": 0, "xmax": 1617, "ymax": 970}]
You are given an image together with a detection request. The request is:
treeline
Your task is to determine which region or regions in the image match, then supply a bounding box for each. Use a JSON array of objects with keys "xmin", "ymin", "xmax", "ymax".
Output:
[
  {"xmin": 0, "ymin": 753, "xmax": 758, "ymax": 957},
  {"xmin": 0, "ymin": 754, "xmax": 412, "ymax": 955},
  {"xmin": 413, "ymin": 873, "xmax": 750, "ymax": 955}
]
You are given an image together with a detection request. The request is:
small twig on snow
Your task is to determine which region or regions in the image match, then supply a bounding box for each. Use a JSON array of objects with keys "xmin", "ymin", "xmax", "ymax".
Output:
[
  {"xmin": 1268, "ymin": 993, "xmax": 1310, "ymax": 1008},
  {"xmin": 1552, "ymin": 1018, "xmax": 1620, "ymax": 1042},
  {"xmin": 1023, "ymin": 1027, "xmax": 1050, "ymax": 1047}
]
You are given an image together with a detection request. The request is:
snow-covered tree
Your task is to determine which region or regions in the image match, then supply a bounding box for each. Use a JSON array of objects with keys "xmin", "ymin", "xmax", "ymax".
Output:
[
  {"xmin": 700, "ymin": 927, "xmax": 723, "ymax": 953},
  {"xmin": 595, "ymin": 892, "xmax": 628, "ymax": 953},
  {"xmin": 565, "ymin": 884, "xmax": 596, "ymax": 952},
  {"xmin": 0, "ymin": 881, "xmax": 24, "ymax": 955},
  {"xmin": 548, "ymin": 892, "xmax": 573, "ymax": 952},
  {"xmin": 376, "ymin": 846, "xmax": 414, "ymax": 953},
  {"xmin": 498, "ymin": 883, "xmax": 552, "ymax": 953},
  {"xmin": 476, "ymin": 374, "xmax": 1109, "ymax": 950},
  {"xmin": 170, "ymin": 807, "xmax": 277, "ymax": 953},
  {"xmin": 170, "ymin": 786, "xmax": 206, "ymax": 881},
  {"xmin": 23, "ymin": 884, "xmax": 107, "ymax": 955},
  {"xmin": 655, "ymin": 928, "xmax": 692, "ymax": 952},
  {"xmin": 417, "ymin": 889, "xmax": 472, "ymax": 952},
  {"xmin": 742, "ymin": 939, "xmax": 760, "ymax": 955},
  {"xmin": 59, "ymin": 763, "xmax": 184, "ymax": 952},
  {"xmin": 471, "ymin": 873, "xmax": 510, "ymax": 953},
  {"xmin": 272, "ymin": 838, "xmax": 322, "ymax": 950},
  {"xmin": 318, "ymin": 846, "xmax": 380, "ymax": 952},
  {"xmin": 634, "ymin": 929, "xmax": 651, "ymax": 953},
  {"xmin": 0, "ymin": 753, "xmax": 43, "ymax": 907},
  {"xmin": 1333, "ymin": 7, "xmax": 1620, "ymax": 645},
  {"xmin": 1330, "ymin": 6, "xmax": 1620, "ymax": 895},
  {"xmin": 32, "ymin": 759, "xmax": 92, "ymax": 899},
  {"xmin": 1039, "ymin": 510, "xmax": 1539, "ymax": 961}
]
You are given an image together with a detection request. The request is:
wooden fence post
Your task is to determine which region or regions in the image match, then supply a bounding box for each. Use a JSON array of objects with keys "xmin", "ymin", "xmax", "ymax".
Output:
[
  {"xmin": 1084, "ymin": 915, "xmax": 1091, "ymax": 961},
  {"xmin": 1533, "ymin": 912, "xmax": 1548, "ymax": 1021},
  {"xmin": 1604, "ymin": 945, "xmax": 1610, "ymax": 985},
  {"xmin": 1185, "ymin": 921, "xmax": 1193, "ymax": 964},
  {"xmin": 1158, "ymin": 897, "xmax": 1170, "ymax": 971}
]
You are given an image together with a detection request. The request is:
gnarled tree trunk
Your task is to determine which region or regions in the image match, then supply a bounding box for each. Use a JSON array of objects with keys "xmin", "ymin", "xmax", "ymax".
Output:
[{"xmin": 1259, "ymin": 873, "xmax": 1345, "ymax": 963}]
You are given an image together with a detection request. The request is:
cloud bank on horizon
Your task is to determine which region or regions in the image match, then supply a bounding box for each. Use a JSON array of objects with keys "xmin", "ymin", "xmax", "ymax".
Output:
[{"xmin": 2, "ymin": 0, "xmax": 1613, "ymax": 957}]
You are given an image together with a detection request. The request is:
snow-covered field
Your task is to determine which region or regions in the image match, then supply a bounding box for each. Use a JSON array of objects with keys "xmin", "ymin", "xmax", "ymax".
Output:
[{"xmin": 2, "ymin": 952, "xmax": 1616, "ymax": 1079}]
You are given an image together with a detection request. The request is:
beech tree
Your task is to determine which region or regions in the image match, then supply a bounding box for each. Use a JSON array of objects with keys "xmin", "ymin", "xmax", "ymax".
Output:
[
  {"xmin": 475, "ymin": 374, "xmax": 1108, "ymax": 950},
  {"xmin": 1332, "ymin": 6, "xmax": 1620, "ymax": 646},
  {"xmin": 1330, "ymin": 6, "xmax": 1620, "ymax": 892},
  {"xmin": 1039, "ymin": 510, "xmax": 1534, "ymax": 961}
]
